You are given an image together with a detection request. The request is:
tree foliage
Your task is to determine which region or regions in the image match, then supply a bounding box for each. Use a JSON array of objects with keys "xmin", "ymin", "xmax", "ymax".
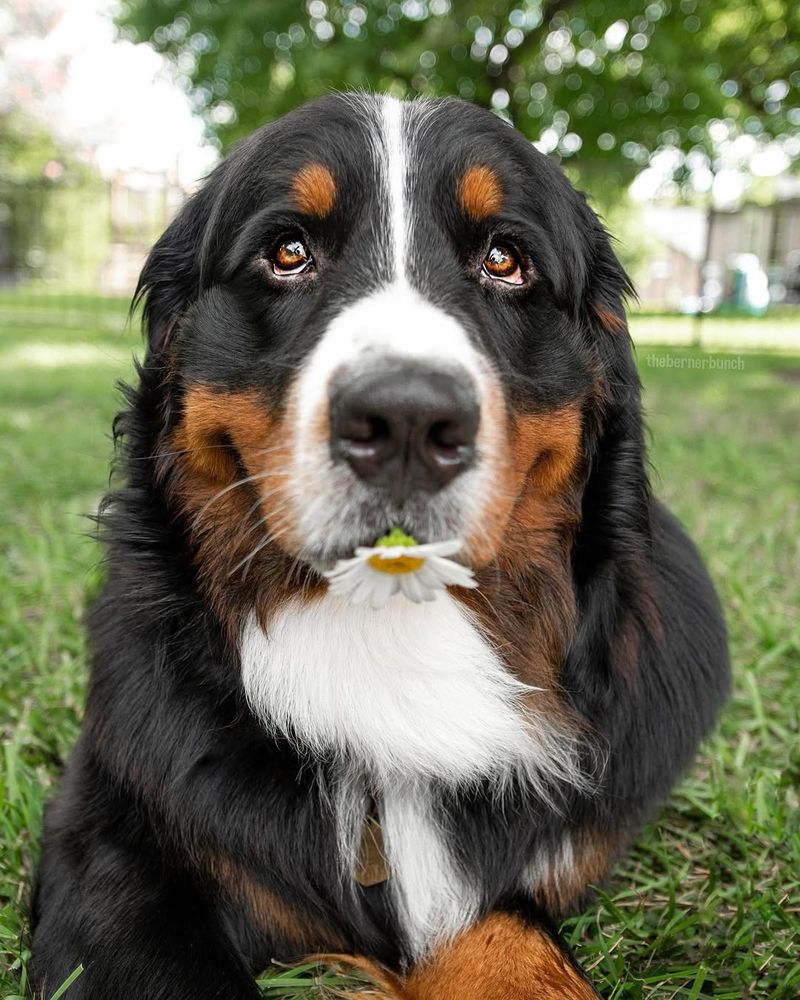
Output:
[
  {"xmin": 118, "ymin": 0, "xmax": 799, "ymax": 169},
  {"xmin": 0, "ymin": 112, "xmax": 62, "ymax": 183}
]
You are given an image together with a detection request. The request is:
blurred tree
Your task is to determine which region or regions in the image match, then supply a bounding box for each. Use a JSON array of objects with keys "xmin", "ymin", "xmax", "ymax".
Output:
[
  {"xmin": 0, "ymin": 112, "xmax": 63, "ymax": 183},
  {"xmin": 117, "ymin": 0, "xmax": 799, "ymax": 171},
  {"xmin": 0, "ymin": 111, "xmax": 108, "ymax": 287}
]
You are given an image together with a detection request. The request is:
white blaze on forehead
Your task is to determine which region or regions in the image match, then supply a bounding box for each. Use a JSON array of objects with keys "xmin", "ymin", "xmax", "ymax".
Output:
[
  {"xmin": 381, "ymin": 95, "xmax": 408, "ymax": 283},
  {"xmin": 293, "ymin": 96, "xmax": 487, "ymax": 433}
]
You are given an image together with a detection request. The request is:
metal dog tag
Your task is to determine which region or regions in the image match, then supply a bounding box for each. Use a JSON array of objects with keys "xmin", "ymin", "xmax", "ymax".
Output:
[{"xmin": 356, "ymin": 811, "xmax": 391, "ymax": 887}]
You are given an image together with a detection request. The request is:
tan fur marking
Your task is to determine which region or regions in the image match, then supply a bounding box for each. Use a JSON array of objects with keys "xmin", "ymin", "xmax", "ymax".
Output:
[
  {"xmin": 169, "ymin": 385, "xmax": 271, "ymax": 484},
  {"xmin": 309, "ymin": 913, "xmax": 601, "ymax": 998},
  {"xmin": 511, "ymin": 406, "xmax": 584, "ymax": 499},
  {"xmin": 304, "ymin": 954, "xmax": 405, "ymax": 998},
  {"xmin": 402, "ymin": 912, "xmax": 599, "ymax": 999},
  {"xmin": 458, "ymin": 165, "xmax": 503, "ymax": 220},
  {"xmin": 531, "ymin": 828, "xmax": 626, "ymax": 918},
  {"xmin": 464, "ymin": 402, "xmax": 584, "ymax": 570},
  {"xmin": 499, "ymin": 406, "xmax": 584, "ymax": 567},
  {"xmin": 292, "ymin": 162, "xmax": 336, "ymax": 217},
  {"xmin": 207, "ymin": 856, "xmax": 346, "ymax": 954},
  {"xmin": 162, "ymin": 384, "xmax": 319, "ymax": 637},
  {"xmin": 457, "ymin": 402, "xmax": 585, "ymax": 693},
  {"xmin": 592, "ymin": 302, "xmax": 626, "ymax": 335}
]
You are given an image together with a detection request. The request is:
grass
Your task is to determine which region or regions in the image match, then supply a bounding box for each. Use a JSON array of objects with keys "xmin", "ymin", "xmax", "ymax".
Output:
[
  {"xmin": 629, "ymin": 308, "xmax": 800, "ymax": 351},
  {"xmin": 1, "ymin": 294, "xmax": 798, "ymax": 998}
]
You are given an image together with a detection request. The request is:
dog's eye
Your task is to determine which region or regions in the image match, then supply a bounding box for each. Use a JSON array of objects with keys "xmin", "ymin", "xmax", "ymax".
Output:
[
  {"xmin": 482, "ymin": 244, "xmax": 523, "ymax": 285},
  {"xmin": 272, "ymin": 238, "xmax": 313, "ymax": 276}
]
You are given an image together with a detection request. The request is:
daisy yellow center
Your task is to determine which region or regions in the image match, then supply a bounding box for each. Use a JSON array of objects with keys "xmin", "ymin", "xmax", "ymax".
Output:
[{"xmin": 368, "ymin": 553, "xmax": 426, "ymax": 575}]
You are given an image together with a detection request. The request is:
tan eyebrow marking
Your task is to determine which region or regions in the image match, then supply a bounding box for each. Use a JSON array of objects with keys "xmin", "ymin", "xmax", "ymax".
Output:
[
  {"xmin": 458, "ymin": 164, "xmax": 503, "ymax": 220},
  {"xmin": 292, "ymin": 163, "xmax": 336, "ymax": 217}
]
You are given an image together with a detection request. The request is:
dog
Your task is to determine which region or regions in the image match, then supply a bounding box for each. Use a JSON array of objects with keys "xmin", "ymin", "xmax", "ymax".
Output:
[{"xmin": 31, "ymin": 94, "xmax": 730, "ymax": 999}]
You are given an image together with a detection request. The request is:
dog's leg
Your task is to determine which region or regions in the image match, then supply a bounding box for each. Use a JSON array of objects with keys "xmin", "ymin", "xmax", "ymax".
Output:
[
  {"xmin": 31, "ymin": 843, "xmax": 263, "ymax": 1000},
  {"xmin": 527, "ymin": 826, "xmax": 631, "ymax": 920},
  {"xmin": 320, "ymin": 907, "xmax": 602, "ymax": 1000},
  {"xmin": 401, "ymin": 910, "xmax": 600, "ymax": 1000},
  {"xmin": 402, "ymin": 910, "xmax": 600, "ymax": 999}
]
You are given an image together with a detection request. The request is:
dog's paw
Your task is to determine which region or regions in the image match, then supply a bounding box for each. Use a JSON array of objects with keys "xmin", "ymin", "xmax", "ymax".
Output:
[{"xmin": 401, "ymin": 912, "xmax": 602, "ymax": 1000}]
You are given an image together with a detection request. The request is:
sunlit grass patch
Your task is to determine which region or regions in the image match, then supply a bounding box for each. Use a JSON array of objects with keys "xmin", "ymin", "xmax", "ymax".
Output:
[{"xmin": 0, "ymin": 343, "xmax": 132, "ymax": 370}]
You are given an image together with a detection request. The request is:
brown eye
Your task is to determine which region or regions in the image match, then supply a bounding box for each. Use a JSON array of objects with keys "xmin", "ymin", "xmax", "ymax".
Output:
[
  {"xmin": 272, "ymin": 238, "xmax": 312, "ymax": 276},
  {"xmin": 482, "ymin": 244, "xmax": 523, "ymax": 284}
]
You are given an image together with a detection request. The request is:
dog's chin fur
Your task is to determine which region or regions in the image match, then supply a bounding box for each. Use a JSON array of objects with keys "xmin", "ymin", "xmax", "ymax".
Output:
[
  {"xmin": 30, "ymin": 93, "xmax": 731, "ymax": 1000},
  {"xmin": 291, "ymin": 483, "xmax": 475, "ymax": 568}
]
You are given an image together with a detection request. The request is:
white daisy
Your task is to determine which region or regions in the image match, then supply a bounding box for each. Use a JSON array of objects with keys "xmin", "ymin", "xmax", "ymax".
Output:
[{"xmin": 324, "ymin": 527, "xmax": 477, "ymax": 609}]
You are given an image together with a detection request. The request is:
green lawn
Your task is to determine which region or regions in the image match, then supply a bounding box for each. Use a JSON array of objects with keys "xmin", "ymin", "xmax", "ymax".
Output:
[{"xmin": 1, "ymin": 296, "xmax": 798, "ymax": 998}]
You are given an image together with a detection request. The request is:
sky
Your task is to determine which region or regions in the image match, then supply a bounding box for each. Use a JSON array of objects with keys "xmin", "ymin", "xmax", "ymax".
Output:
[{"xmin": 1, "ymin": 0, "xmax": 218, "ymax": 186}]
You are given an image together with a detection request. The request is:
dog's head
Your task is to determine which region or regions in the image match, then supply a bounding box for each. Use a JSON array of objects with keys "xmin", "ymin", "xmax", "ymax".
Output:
[{"xmin": 133, "ymin": 94, "xmax": 644, "ymax": 623}]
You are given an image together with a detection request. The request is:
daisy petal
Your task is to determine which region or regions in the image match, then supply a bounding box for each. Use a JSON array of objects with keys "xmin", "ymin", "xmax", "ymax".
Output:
[
  {"xmin": 349, "ymin": 575, "xmax": 381, "ymax": 605},
  {"xmin": 399, "ymin": 572, "xmax": 430, "ymax": 604},
  {"xmin": 426, "ymin": 555, "xmax": 478, "ymax": 588},
  {"xmin": 326, "ymin": 562, "xmax": 367, "ymax": 585},
  {"xmin": 411, "ymin": 539, "xmax": 463, "ymax": 558},
  {"xmin": 370, "ymin": 574, "xmax": 398, "ymax": 609},
  {"xmin": 323, "ymin": 535, "xmax": 476, "ymax": 607}
]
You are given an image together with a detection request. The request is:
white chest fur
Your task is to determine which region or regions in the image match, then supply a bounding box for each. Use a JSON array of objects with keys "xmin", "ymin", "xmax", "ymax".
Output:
[
  {"xmin": 239, "ymin": 592, "xmax": 581, "ymax": 954},
  {"xmin": 239, "ymin": 592, "xmax": 569, "ymax": 786}
]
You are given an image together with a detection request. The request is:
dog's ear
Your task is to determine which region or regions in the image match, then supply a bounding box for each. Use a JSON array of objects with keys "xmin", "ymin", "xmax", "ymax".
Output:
[
  {"xmin": 582, "ymin": 206, "xmax": 635, "ymax": 343},
  {"xmin": 133, "ymin": 166, "xmax": 226, "ymax": 357},
  {"xmin": 578, "ymin": 206, "xmax": 639, "ymax": 412},
  {"xmin": 578, "ymin": 209, "xmax": 652, "ymax": 562}
]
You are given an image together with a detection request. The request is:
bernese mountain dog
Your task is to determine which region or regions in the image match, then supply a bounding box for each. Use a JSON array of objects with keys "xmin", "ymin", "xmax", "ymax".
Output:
[{"xmin": 31, "ymin": 94, "xmax": 730, "ymax": 999}]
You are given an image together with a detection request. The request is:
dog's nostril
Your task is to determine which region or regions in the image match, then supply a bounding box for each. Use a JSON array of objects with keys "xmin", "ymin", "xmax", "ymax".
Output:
[
  {"xmin": 428, "ymin": 419, "xmax": 469, "ymax": 455},
  {"xmin": 365, "ymin": 416, "xmax": 391, "ymax": 444},
  {"xmin": 340, "ymin": 414, "xmax": 391, "ymax": 445}
]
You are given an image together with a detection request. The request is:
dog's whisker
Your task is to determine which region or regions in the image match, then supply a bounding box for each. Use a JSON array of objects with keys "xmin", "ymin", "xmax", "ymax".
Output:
[
  {"xmin": 223, "ymin": 499, "xmax": 295, "ymax": 579},
  {"xmin": 132, "ymin": 443, "xmax": 232, "ymax": 463},
  {"xmin": 191, "ymin": 471, "xmax": 274, "ymax": 528},
  {"xmin": 133, "ymin": 440, "xmax": 297, "ymax": 464},
  {"xmin": 231, "ymin": 526, "xmax": 292, "ymax": 580},
  {"xmin": 287, "ymin": 551, "xmax": 311, "ymax": 591},
  {"xmin": 237, "ymin": 495, "xmax": 271, "ymax": 534},
  {"xmin": 192, "ymin": 487, "xmax": 293, "ymax": 544}
]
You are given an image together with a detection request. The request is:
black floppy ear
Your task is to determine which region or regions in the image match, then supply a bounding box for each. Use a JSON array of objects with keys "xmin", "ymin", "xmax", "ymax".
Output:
[
  {"xmin": 579, "ymin": 210, "xmax": 652, "ymax": 562},
  {"xmin": 584, "ymin": 209, "xmax": 636, "ymax": 342},
  {"xmin": 580, "ymin": 208, "xmax": 639, "ymax": 410},
  {"xmin": 132, "ymin": 168, "xmax": 224, "ymax": 357}
]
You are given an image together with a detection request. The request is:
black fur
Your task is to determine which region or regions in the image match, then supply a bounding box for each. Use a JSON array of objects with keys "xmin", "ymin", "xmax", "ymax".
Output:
[{"xmin": 30, "ymin": 95, "xmax": 730, "ymax": 999}]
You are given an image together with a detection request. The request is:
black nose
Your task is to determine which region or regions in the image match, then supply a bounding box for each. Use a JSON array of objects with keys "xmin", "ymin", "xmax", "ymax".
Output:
[{"xmin": 329, "ymin": 363, "xmax": 479, "ymax": 499}]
